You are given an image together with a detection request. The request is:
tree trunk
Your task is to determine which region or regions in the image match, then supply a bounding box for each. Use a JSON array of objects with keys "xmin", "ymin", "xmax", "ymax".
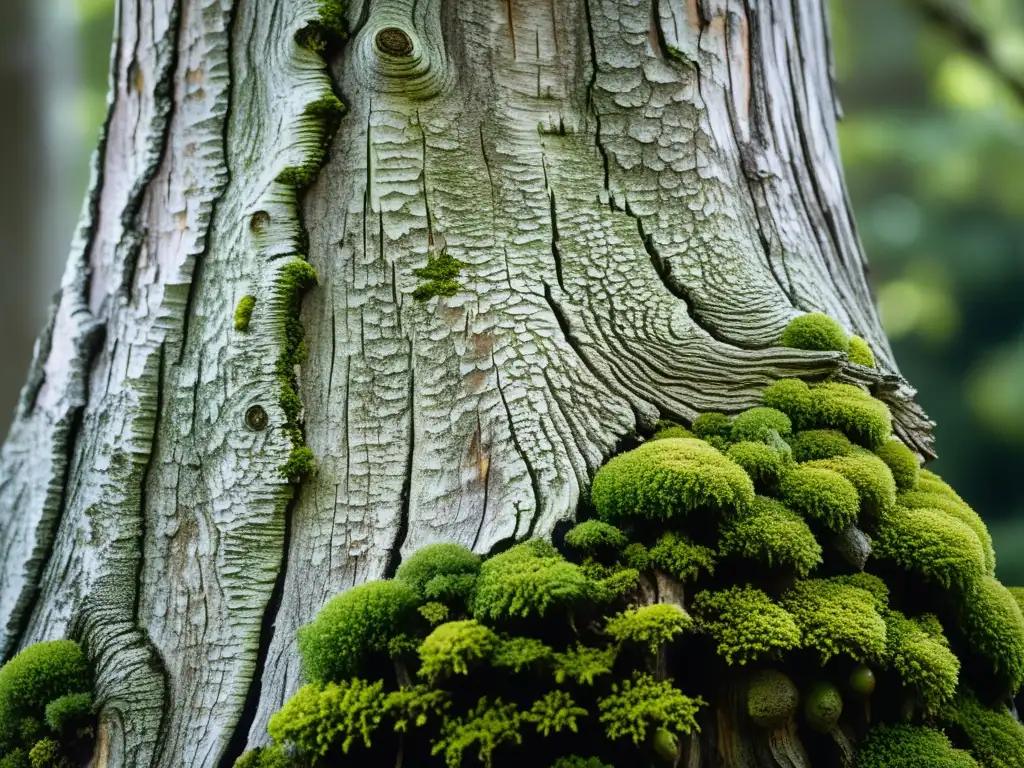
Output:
[{"xmin": 0, "ymin": 0, "xmax": 934, "ymax": 766}]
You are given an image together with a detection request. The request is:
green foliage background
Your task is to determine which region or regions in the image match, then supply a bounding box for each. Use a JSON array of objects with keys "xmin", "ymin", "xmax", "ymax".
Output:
[{"xmin": 65, "ymin": 0, "xmax": 1024, "ymax": 578}]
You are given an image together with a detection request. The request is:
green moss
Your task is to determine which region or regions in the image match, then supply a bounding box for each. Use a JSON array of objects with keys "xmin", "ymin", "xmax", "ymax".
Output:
[
  {"xmin": 647, "ymin": 533, "xmax": 716, "ymax": 583},
  {"xmin": 873, "ymin": 505, "xmax": 986, "ymax": 589},
  {"xmin": 550, "ymin": 758, "xmax": 612, "ymax": 768},
  {"xmin": 780, "ymin": 313, "xmax": 849, "ymax": 352},
  {"xmin": 692, "ymin": 586, "xmax": 801, "ymax": 665},
  {"xmin": 718, "ymin": 496, "xmax": 822, "ymax": 577},
  {"xmin": 789, "ymin": 429, "xmax": 855, "ymax": 462},
  {"xmin": 419, "ymin": 602, "xmax": 450, "ymax": 625},
  {"xmin": 1010, "ymin": 586, "xmax": 1024, "ymax": 616},
  {"xmin": 42, "ymin": 693, "xmax": 91, "ymax": 734},
  {"xmin": 917, "ymin": 469, "xmax": 964, "ymax": 501},
  {"xmin": 234, "ymin": 295, "xmax": 256, "ymax": 332},
  {"xmin": 587, "ymin": 566, "xmax": 640, "ymax": 604},
  {"xmin": 763, "ymin": 379, "xmax": 814, "ymax": 429},
  {"xmin": 563, "ymin": 521, "xmax": 629, "ymax": 560},
  {"xmin": 591, "ymin": 439, "xmax": 754, "ymax": 523},
  {"xmin": 273, "ymin": 259, "xmax": 319, "ymax": 481},
  {"xmin": 781, "ymin": 577, "xmax": 888, "ymax": 664},
  {"xmin": 849, "ymin": 335, "xmax": 876, "ymax": 367},
  {"xmin": 524, "ymin": 690, "xmax": 587, "ymax": 737},
  {"xmin": 884, "ymin": 611, "xmax": 959, "ymax": 713},
  {"xmin": 873, "ymin": 440, "xmax": 920, "ymax": 492},
  {"xmin": 650, "ymin": 425, "xmax": 694, "ymax": 441},
  {"xmin": 604, "ymin": 605, "xmax": 693, "ymax": 654},
  {"xmin": 730, "ymin": 407, "xmax": 793, "ymax": 443},
  {"xmin": 232, "ymin": 745, "xmax": 296, "ymax": 768},
  {"xmin": 432, "ymin": 697, "xmax": 523, "ymax": 768},
  {"xmin": 0, "ymin": 750, "xmax": 28, "ymax": 768},
  {"xmin": 803, "ymin": 681, "xmax": 842, "ymax": 732},
  {"xmin": 490, "ymin": 637, "xmax": 552, "ymax": 673},
  {"xmin": 412, "ymin": 253, "xmax": 467, "ymax": 302},
  {"xmin": 856, "ymin": 724, "xmax": 979, "ymax": 768},
  {"xmin": 691, "ymin": 412, "xmax": 732, "ymax": 441},
  {"xmin": 809, "ymin": 382, "xmax": 893, "ymax": 448},
  {"xmin": 553, "ymin": 644, "xmax": 617, "ymax": 686},
  {"xmin": 806, "ymin": 452, "xmax": 897, "ymax": 514},
  {"xmin": 778, "ymin": 465, "xmax": 860, "ymax": 531},
  {"xmin": 597, "ymin": 673, "xmax": 704, "ymax": 744},
  {"xmin": 280, "ymin": 445, "xmax": 316, "ymax": 483},
  {"xmin": 0, "ymin": 641, "xmax": 90, "ymax": 752},
  {"xmin": 941, "ymin": 695, "xmax": 1024, "ymax": 768},
  {"xmin": 395, "ymin": 543, "xmax": 480, "ymax": 602},
  {"xmin": 384, "ymin": 684, "xmax": 451, "ymax": 734},
  {"xmin": 726, "ymin": 441, "xmax": 791, "ymax": 487},
  {"xmin": 471, "ymin": 540, "xmax": 589, "ymax": 622},
  {"xmin": 297, "ymin": 580, "xmax": 420, "ymax": 684},
  {"xmin": 747, "ymin": 670, "xmax": 799, "ymax": 728},
  {"xmin": 27, "ymin": 739, "xmax": 63, "ymax": 768},
  {"xmin": 957, "ymin": 576, "xmax": 1024, "ymax": 694},
  {"xmin": 267, "ymin": 679, "xmax": 386, "ymax": 758},
  {"xmin": 899, "ymin": 490, "xmax": 995, "ymax": 574},
  {"xmin": 418, "ymin": 620, "xmax": 499, "ymax": 683}
]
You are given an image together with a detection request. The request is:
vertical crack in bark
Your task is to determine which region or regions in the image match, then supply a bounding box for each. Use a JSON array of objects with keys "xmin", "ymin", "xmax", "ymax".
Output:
[
  {"xmin": 385, "ymin": 348, "xmax": 415, "ymax": 577},
  {"xmin": 494, "ymin": 365, "xmax": 539, "ymax": 543}
]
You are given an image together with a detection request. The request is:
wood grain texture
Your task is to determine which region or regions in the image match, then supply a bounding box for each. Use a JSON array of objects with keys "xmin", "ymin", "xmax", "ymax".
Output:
[{"xmin": 0, "ymin": 0, "xmax": 935, "ymax": 765}]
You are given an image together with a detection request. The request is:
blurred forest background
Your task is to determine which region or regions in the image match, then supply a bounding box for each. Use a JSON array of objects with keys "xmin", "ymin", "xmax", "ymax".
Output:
[{"xmin": 1, "ymin": 0, "xmax": 1022, "ymax": 578}]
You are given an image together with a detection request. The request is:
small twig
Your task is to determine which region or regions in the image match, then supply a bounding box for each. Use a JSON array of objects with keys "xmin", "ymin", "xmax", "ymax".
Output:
[{"xmin": 909, "ymin": 0, "xmax": 1024, "ymax": 105}]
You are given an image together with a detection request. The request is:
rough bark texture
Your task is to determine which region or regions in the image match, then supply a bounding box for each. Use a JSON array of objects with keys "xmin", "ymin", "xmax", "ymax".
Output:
[{"xmin": 0, "ymin": 1, "xmax": 935, "ymax": 766}]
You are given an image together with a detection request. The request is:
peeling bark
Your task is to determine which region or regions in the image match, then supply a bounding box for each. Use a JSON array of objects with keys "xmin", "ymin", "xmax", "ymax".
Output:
[{"xmin": 0, "ymin": 0, "xmax": 933, "ymax": 766}]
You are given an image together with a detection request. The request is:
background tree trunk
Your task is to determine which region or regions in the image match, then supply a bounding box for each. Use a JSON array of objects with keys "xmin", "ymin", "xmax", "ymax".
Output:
[{"xmin": 0, "ymin": 0, "xmax": 935, "ymax": 766}]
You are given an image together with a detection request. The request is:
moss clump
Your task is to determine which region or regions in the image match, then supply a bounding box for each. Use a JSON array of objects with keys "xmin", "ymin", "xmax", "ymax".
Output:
[
  {"xmin": 552, "ymin": 644, "xmax": 617, "ymax": 686},
  {"xmin": 596, "ymin": 673, "xmax": 703, "ymax": 744},
  {"xmin": 747, "ymin": 670, "xmax": 799, "ymax": 728},
  {"xmin": 563, "ymin": 522, "xmax": 629, "ymax": 560},
  {"xmin": 730, "ymin": 407, "xmax": 792, "ymax": 443},
  {"xmin": 856, "ymin": 724, "xmax": 979, "ymax": 768},
  {"xmin": 232, "ymin": 745, "xmax": 292, "ymax": 768},
  {"xmin": 273, "ymin": 259, "xmax": 319, "ymax": 481},
  {"xmin": 298, "ymin": 580, "xmax": 421, "ymax": 684},
  {"xmin": 396, "ymin": 543, "xmax": 480, "ymax": 603},
  {"xmin": 692, "ymin": 586, "xmax": 801, "ymax": 665},
  {"xmin": 763, "ymin": 379, "xmax": 815, "ymax": 429},
  {"xmin": 524, "ymin": 690, "xmax": 587, "ymax": 738},
  {"xmin": 780, "ymin": 313, "xmax": 849, "ymax": 353},
  {"xmin": 873, "ymin": 505, "xmax": 987, "ymax": 589},
  {"xmin": 957, "ymin": 576, "xmax": 1024, "ymax": 694},
  {"xmin": 294, "ymin": 0, "xmax": 350, "ymax": 53},
  {"xmin": 647, "ymin": 533, "xmax": 716, "ymax": 583},
  {"xmin": 849, "ymin": 335, "xmax": 876, "ymax": 367},
  {"xmin": 604, "ymin": 605, "xmax": 692, "ymax": 654},
  {"xmin": 432, "ymin": 697, "xmax": 523, "ymax": 767},
  {"xmin": 691, "ymin": 412, "xmax": 732, "ymax": 441},
  {"xmin": 234, "ymin": 295, "xmax": 256, "ymax": 331},
  {"xmin": 941, "ymin": 695, "xmax": 1024, "ymax": 768},
  {"xmin": 718, "ymin": 496, "xmax": 822, "ymax": 577},
  {"xmin": 490, "ymin": 637, "xmax": 552, "ymax": 673},
  {"xmin": 418, "ymin": 621, "xmax": 499, "ymax": 683},
  {"xmin": 591, "ymin": 439, "xmax": 753, "ymax": 523},
  {"xmin": 789, "ymin": 429, "xmax": 855, "ymax": 462},
  {"xmin": 779, "ymin": 465, "xmax": 860, "ymax": 531},
  {"xmin": 267, "ymin": 678, "xmax": 386, "ymax": 758},
  {"xmin": 726, "ymin": 441, "xmax": 791, "ymax": 487},
  {"xmin": 811, "ymin": 382, "xmax": 893, "ymax": 448},
  {"xmin": 650, "ymin": 424, "xmax": 693, "ymax": 441},
  {"xmin": 42, "ymin": 693, "xmax": 91, "ymax": 735},
  {"xmin": 884, "ymin": 611, "xmax": 959, "ymax": 713},
  {"xmin": 471, "ymin": 540, "xmax": 589, "ymax": 622},
  {"xmin": 803, "ymin": 681, "xmax": 843, "ymax": 732},
  {"xmin": 806, "ymin": 453, "xmax": 897, "ymax": 515},
  {"xmin": 781, "ymin": 577, "xmax": 888, "ymax": 664},
  {"xmin": 899, "ymin": 490, "xmax": 995, "ymax": 574},
  {"xmin": 873, "ymin": 440, "xmax": 919, "ymax": 492},
  {"xmin": 0, "ymin": 641, "xmax": 91, "ymax": 756},
  {"xmin": 412, "ymin": 253, "xmax": 467, "ymax": 302}
]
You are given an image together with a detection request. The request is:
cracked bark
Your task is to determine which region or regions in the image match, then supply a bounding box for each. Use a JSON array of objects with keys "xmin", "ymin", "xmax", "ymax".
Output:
[{"xmin": 0, "ymin": 0, "xmax": 934, "ymax": 766}]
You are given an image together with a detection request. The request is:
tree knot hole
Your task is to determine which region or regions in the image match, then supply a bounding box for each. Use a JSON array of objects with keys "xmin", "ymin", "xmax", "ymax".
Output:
[
  {"xmin": 245, "ymin": 405, "xmax": 269, "ymax": 431},
  {"xmin": 375, "ymin": 27, "xmax": 414, "ymax": 57}
]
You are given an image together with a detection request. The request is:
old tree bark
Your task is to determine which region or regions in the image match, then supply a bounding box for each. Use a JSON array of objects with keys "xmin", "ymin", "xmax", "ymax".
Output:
[{"xmin": 0, "ymin": 0, "xmax": 936, "ymax": 766}]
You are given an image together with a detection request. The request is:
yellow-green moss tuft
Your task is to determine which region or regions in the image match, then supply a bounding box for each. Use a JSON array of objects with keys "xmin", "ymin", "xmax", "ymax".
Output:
[
  {"xmin": 412, "ymin": 253, "xmax": 466, "ymax": 302},
  {"xmin": 395, "ymin": 543, "xmax": 480, "ymax": 603},
  {"xmin": 848, "ymin": 335, "xmax": 876, "ymax": 367},
  {"xmin": 884, "ymin": 611, "xmax": 959, "ymax": 713},
  {"xmin": 604, "ymin": 605, "xmax": 693, "ymax": 654},
  {"xmin": 718, "ymin": 496, "xmax": 822, "ymax": 577},
  {"xmin": 763, "ymin": 379, "xmax": 814, "ymax": 429},
  {"xmin": 873, "ymin": 440, "xmax": 920, "ymax": 492},
  {"xmin": 726, "ymin": 441, "xmax": 792, "ymax": 488},
  {"xmin": 692, "ymin": 586, "xmax": 801, "ymax": 665},
  {"xmin": 234, "ymin": 295, "xmax": 256, "ymax": 331},
  {"xmin": 730, "ymin": 407, "xmax": 793, "ymax": 443},
  {"xmin": 957, "ymin": 576, "xmax": 1024, "ymax": 694},
  {"xmin": 563, "ymin": 521, "xmax": 629, "ymax": 560},
  {"xmin": 591, "ymin": 439, "xmax": 754, "ymax": 524},
  {"xmin": 789, "ymin": 429, "xmax": 855, "ymax": 462},
  {"xmin": 781, "ymin": 577, "xmax": 888, "ymax": 664},
  {"xmin": 802, "ymin": 681, "xmax": 843, "ymax": 732},
  {"xmin": 647, "ymin": 532, "xmax": 717, "ymax": 583},
  {"xmin": 780, "ymin": 313, "xmax": 849, "ymax": 353},
  {"xmin": 691, "ymin": 412, "xmax": 732, "ymax": 441},
  {"xmin": 597, "ymin": 673, "xmax": 704, "ymax": 743},
  {"xmin": 941, "ymin": 695, "xmax": 1024, "ymax": 768},
  {"xmin": 806, "ymin": 452, "xmax": 896, "ymax": 515},
  {"xmin": 778, "ymin": 465, "xmax": 860, "ymax": 531},
  {"xmin": 856, "ymin": 724, "xmax": 979, "ymax": 768},
  {"xmin": 873, "ymin": 505, "xmax": 986, "ymax": 589},
  {"xmin": 650, "ymin": 424, "xmax": 694, "ymax": 441},
  {"xmin": 809, "ymin": 382, "xmax": 892, "ymax": 448},
  {"xmin": 899, "ymin": 490, "xmax": 995, "ymax": 574},
  {"xmin": 747, "ymin": 670, "xmax": 799, "ymax": 728},
  {"xmin": 418, "ymin": 620, "xmax": 499, "ymax": 683}
]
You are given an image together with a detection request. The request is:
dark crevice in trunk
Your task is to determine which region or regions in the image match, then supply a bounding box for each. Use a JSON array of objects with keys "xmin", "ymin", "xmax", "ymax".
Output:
[
  {"xmin": 494, "ymin": 365, "xmax": 541, "ymax": 543},
  {"xmin": 384, "ymin": 350, "xmax": 414, "ymax": 578}
]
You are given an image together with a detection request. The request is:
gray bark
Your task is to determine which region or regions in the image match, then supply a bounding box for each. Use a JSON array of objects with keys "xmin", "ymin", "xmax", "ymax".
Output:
[{"xmin": 0, "ymin": 1, "xmax": 934, "ymax": 766}]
